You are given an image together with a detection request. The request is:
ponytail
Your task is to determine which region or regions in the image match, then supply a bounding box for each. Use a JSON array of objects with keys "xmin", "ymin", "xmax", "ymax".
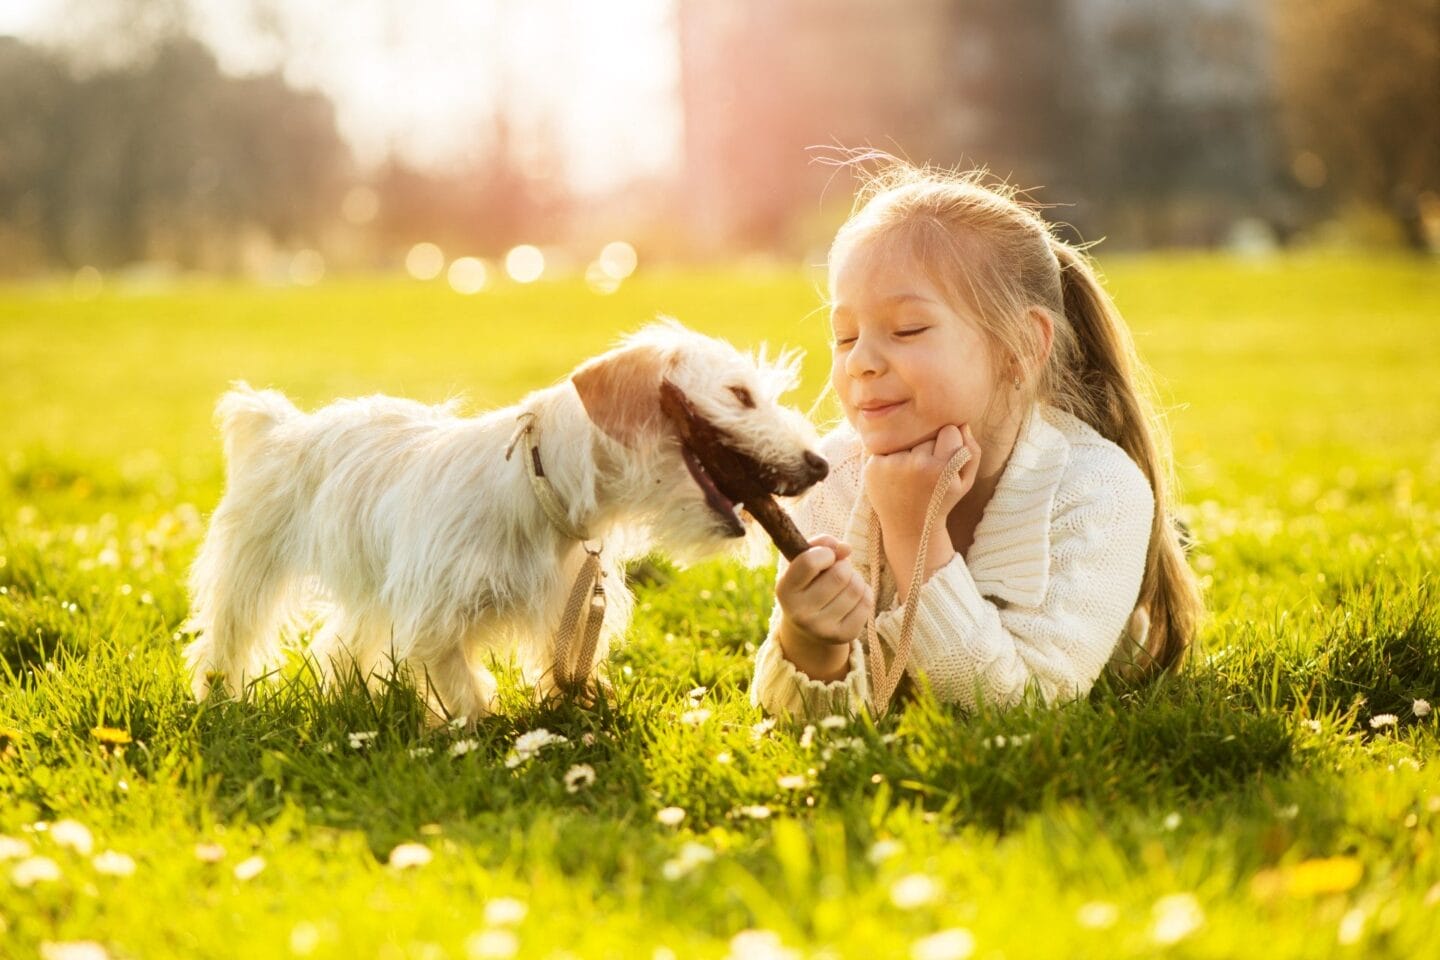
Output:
[{"xmin": 1050, "ymin": 239, "xmax": 1203, "ymax": 679}]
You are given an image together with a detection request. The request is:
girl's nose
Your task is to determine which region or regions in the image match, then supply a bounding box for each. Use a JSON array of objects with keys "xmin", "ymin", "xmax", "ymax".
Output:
[{"xmin": 845, "ymin": 336, "xmax": 884, "ymax": 379}]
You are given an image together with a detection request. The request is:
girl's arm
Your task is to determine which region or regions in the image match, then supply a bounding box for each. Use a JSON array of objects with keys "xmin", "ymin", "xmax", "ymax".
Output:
[
  {"xmin": 876, "ymin": 448, "xmax": 1154, "ymax": 708},
  {"xmin": 751, "ymin": 452, "xmax": 872, "ymax": 717}
]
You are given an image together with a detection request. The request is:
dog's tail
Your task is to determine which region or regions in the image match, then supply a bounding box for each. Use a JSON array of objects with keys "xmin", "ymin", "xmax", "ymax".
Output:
[{"xmin": 216, "ymin": 382, "xmax": 298, "ymax": 474}]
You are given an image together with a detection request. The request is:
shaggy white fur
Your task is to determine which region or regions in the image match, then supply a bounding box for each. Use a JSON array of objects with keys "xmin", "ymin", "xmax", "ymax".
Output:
[{"xmin": 183, "ymin": 319, "xmax": 825, "ymax": 721}]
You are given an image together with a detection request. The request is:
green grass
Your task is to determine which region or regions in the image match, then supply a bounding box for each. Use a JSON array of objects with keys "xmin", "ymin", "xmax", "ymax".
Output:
[{"xmin": 2, "ymin": 255, "xmax": 1438, "ymax": 959}]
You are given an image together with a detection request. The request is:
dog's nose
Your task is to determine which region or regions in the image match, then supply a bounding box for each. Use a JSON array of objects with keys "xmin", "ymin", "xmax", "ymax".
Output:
[{"xmin": 803, "ymin": 450, "xmax": 828, "ymax": 483}]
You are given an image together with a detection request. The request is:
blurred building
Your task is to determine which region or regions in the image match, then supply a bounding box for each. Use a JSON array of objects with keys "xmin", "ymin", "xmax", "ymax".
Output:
[{"xmin": 678, "ymin": 0, "xmax": 1279, "ymax": 251}]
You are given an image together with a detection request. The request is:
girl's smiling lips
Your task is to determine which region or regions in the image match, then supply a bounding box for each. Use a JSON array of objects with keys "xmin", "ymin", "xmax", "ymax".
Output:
[{"xmin": 857, "ymin": 399, "xmax": 907, "ymax": 418}]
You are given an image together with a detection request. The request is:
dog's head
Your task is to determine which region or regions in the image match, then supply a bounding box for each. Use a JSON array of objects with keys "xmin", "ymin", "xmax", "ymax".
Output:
[{"xmin": 570, "ymin": 318, "xmax": 826, "ymax": 560}]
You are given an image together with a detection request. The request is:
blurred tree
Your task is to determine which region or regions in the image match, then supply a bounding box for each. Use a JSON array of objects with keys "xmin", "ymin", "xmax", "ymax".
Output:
[
  {"xmin": 0, "ymin": 34, "xmax": 348, "ymax": 271},
  {"xmin": 1273, "ymin": 0, "xmax": 1440, "ymax": 249}
]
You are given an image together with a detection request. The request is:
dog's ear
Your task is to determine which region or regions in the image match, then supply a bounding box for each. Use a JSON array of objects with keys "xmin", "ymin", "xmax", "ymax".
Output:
[{"xmin": 571, "ymin": 343, "xmax": 671, "ymax": 446}]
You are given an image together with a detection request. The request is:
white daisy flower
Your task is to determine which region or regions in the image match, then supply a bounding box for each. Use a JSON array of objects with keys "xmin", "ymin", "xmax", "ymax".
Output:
[
  {"xmin": 661, "ymin": 841, "xmax": 714, "ymax": 880},
  {"xmin": 348, "ymin": 731, "xmax": 378, "ymax": 749},
  {"xmin": 1337, "ymin": 907, "xmax": 1366, "ymax": 945},
  {"xmin": 408, "ymin": 746, "xmax": 434, "ymax": 758},
  {"xmin": 1301, "ymin": 719, "xmax": 1323, "ymax": 733},
  {"xmin": 194, "ymin": 843, "xmax": 225, "ymax": 863},
  {"xmin": 750, "ymin": 718, "xmax": 776, "ymax": 740},
  {"xmin": 51, "ymin": 819, "xmax": 94, "ymax": 856},
  {"xmin": 819, "ymin": 715, "xmax": 848, "ymax": 730},
  {"xmin": 450, "ymin": 739, "xmax": 480, "ymax": 758},
  {"xmin": 656, "ymin": 806, "xmax": 686, "ymax": 826},
  {"xmin": 1414, "ymin": 699, "xmax": 1432, "ymax": 718},
  {"xmin": 726, "ymin": 929, "xmax": 798, "ymax": 960},
  {"xmin": 1370, "ymin": 713, "xmax": 1399, "ymax": 729},
  {"xmin": 799, "ymin": 725, "xmax": 816, "ymax": 749},
  {"xmin": 1150, "ymin": 893, "xmax": 1204, "ymax": 945},
  {"xmin": 388, "ymin": 843, "xmax": 432, "ymax": 869},
  {"xmin": 777, "ymin": 774, "xmax": 807, "ymax": 791},
  {"xmin": 12, "ymin": 856, "xmax": 62, "ymax": 887},
  {"xmin": 514, "ymin": 728, "xmax": 567, "ymax": 755},
  {"xmin": 911, "ymin": 928, "xmax": 975, "ymax": 960},
  {"xmin": 1075, "ymin": 900, "xmax": 1119, "ymax": 929},
  {"xmin": 715, "ymin": 751, "xmax": 733, "ymax": 765},
  {"xmin": 687, "ymin": 686, "xmax": 708, "ymax": 702},
  {"xmin": 39, "ymin": 942, "xmax": 110, "ymax": 960},
  {"xmin": 233, "ymin": 855, "xmax": 265, "ymax": 881},
  {"xmin": 465, "ymin": 929, "xmax": 519, "ymax": 959},
  {"xmin": 890, "ymin": 873, "xmax": 941, "ymax": 909},
  {"xmin": 737, "ymin": 805, "xmax": 772, "ymax": 820},
  {"xmin": 0, "ymin": 835, "xmax": 33, "ymax": 860},
  {"xmin": 92, "ymin": 850, "xmax": 136, "ymax": 876},
  {"xmin": 1162, "ymin": 813, "xmax": 1182, "ymax": 831},
  {"xmin": 867, "ymin": 839, "xmax": 903, "ymax": 864},
  {"xmin": 563, "ymin": 764, "xmax": 596, "ymax": 794},
  {"xmin": 680, "ymin": 708, "xmax": 711, "ymax": 726},
  {"xmin": 483, "ymin": 897, "xmax": 528, "ymax": 926}
]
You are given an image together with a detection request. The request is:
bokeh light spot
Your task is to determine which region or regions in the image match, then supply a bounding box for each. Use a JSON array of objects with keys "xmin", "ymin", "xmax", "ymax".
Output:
[
  {"xmin": 585, "ymin": 260, "xmax": 621, "ymax": 295},
  {"xmin": 505, "ymin": 245, "xmax": 545, "ymax": 283},
  {"xmin": 290, "ymin": 250, "xmax": 325, "ymax": 286},
  {"xmin": 406, "ymin": 242, "xmax": 445, "ymax": 281},
  {"xmin": 448, "ymin": 257, "xmax": 488, "ymax": 295},
  {"xmin": 598, "ymin": 241, "xmax": 638, "ymax": 280},
  {"xmin": 72, "ymin": 266, "xmax": 103, "ymax": 301}
]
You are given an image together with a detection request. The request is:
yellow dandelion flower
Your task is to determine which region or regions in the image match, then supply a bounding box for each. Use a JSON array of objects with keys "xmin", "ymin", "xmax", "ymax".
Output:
[{"xmin": 90, "ymin": 727, "xmax": 132, "ymax": 746}]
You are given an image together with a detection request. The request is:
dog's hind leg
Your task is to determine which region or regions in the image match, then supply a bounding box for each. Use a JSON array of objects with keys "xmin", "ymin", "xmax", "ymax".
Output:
[
  {"xmin": 307, "ymin": 606, "xmax": 395, "ymax": 692},
  {"xmin": 407, "ymin": 638, "xmax": 497, "ymax": 725},
  {"xmin": 184, "ymin": 509, "xmax": 296, "ymax": 700}
]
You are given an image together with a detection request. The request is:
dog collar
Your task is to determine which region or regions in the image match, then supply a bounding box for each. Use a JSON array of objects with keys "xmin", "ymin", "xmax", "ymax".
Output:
[{"xmin": 505, "ymin": 412, "xmax": 595, "ymax": 542}]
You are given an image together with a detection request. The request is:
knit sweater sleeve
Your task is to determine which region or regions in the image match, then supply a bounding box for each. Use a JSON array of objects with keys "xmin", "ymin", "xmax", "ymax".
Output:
[
  {"xmin": 750, "ymin": 436, "xmax": 870, "ymax": 718},
  {"xmin": 874, "ymin": 448, "xmax": 1154, "ymax": 709}
]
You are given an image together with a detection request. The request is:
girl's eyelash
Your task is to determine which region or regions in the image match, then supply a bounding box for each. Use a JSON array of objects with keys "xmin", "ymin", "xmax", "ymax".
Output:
[{"xmin": 832, "ymin": 327, "xmax": 928, "ymax": 347}]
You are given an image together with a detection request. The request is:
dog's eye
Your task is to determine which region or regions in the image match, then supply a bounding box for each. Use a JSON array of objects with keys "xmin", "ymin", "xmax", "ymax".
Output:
[{"xmin": 729, "ymin": 386, "xmax": 756, "ymax": 409}]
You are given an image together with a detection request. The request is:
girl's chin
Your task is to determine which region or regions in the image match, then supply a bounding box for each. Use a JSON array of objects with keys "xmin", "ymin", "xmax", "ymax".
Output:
[{"xmin": 855, "ymin": 423, "xmax": 931, "ymax": 457}]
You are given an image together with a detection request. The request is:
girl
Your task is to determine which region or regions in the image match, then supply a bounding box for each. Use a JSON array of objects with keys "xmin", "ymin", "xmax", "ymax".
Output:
[{"xmin": 751, "ymin": 159, "xmax": 1203, "ymax": 718}]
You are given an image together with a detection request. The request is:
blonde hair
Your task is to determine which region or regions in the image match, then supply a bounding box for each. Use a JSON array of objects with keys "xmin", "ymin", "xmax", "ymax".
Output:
[{"xmin": 828, "ymin": 156, "xmax": 1203, "ymax": 680}]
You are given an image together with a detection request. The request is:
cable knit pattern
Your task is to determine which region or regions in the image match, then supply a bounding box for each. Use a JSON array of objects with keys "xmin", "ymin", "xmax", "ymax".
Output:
[{"xmin": 751, "ymin": 403, "xmax": 1155, "ymax": 718}]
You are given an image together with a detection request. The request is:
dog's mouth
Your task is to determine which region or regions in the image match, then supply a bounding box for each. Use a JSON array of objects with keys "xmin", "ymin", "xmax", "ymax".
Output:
[
  {"xmin": 659, "ymin": 379, "xmax": 825, "ymax": 539},
  {"xmin": 678, "ymin": 443, "xmax": 746, "ymax": 537}
]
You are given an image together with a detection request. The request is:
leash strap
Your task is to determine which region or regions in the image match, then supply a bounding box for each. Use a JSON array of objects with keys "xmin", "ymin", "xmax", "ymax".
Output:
[
  {"xmin": 863, "ymin": 445, "xmax": 973, "ymax": 717},
  {"xmin": 506, "ymin": 412, "xmax": 605, "ymax": 693}
]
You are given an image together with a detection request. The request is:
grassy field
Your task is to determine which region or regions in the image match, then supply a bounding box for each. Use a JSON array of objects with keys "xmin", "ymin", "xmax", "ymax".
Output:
[{"xmin": 1, "ymin": 256, "xmax": 1438, "ymax": 959}]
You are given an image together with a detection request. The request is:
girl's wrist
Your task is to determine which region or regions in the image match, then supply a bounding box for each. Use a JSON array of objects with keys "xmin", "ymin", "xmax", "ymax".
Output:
[{"xmin": 776, "ymin": 616, "xmax": 853, "ymax": 682}]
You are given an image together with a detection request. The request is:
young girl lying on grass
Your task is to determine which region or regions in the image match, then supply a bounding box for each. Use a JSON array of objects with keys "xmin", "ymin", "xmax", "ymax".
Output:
[{"xmin": 752, "ymin": 159, "xmax": 1203, "ymax": 718}]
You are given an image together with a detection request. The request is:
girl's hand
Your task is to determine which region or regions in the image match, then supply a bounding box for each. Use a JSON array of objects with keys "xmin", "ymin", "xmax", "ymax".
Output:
[
  {"xmin": 776, "ymin": 534, "xmax": 873, "ymax": 660},
  {"xmin": 864, "ymin": 424, "xmax": 983, "ymax": 583}
]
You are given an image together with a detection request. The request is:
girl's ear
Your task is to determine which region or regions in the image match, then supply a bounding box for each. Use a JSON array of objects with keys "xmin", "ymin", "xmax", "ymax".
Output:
[
  {"xmin": 571, "ymin": 343, "xmax": 671, "ymax": 447},
  {"xmin": 1022, "ymin": 306, "xmax": 1056, "ymax": 380}
]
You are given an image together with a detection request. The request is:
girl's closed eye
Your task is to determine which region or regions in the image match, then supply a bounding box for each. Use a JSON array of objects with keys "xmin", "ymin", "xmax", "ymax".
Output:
[{"xmin": 895, "ymin": 327, "xmax": 930, "ymax": 338}]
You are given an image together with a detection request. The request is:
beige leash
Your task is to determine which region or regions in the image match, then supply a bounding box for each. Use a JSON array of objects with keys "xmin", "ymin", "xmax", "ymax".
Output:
[
  {"xmin": 863, "ymin": 445, "xmax": 972, "ymax": 717},
  {"xmin": 505, "ymin": 413, "xmax": 606, "ymax": 694}
]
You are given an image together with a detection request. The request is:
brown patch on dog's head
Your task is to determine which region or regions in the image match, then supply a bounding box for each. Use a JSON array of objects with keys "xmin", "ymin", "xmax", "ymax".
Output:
[{"xmin": 571, "ymin": 342, "xmax": 671, "ymax": 447}]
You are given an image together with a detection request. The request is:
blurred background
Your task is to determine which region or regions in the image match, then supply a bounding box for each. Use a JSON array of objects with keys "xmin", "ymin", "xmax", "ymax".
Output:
[{"xmin": 0, "ymin": 0, "xmax": 1436, "ymax": 289}]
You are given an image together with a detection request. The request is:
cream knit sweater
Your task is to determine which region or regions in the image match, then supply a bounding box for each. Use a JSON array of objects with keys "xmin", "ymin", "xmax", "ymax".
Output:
[{"xmin": 751, "ymin": 403, "xmax": 1155, "ymax": 718}]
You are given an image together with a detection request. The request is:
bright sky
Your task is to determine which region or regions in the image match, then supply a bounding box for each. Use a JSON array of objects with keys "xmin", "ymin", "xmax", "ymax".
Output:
[{"xmin": 0, "ymin": 0, "xmax": 683, "ymax": 193}]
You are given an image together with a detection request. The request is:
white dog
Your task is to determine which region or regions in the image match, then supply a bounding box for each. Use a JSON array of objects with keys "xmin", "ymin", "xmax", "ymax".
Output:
[{"xmin": 183, "ymin": 319, "xmax": 827, "ymax": 721}]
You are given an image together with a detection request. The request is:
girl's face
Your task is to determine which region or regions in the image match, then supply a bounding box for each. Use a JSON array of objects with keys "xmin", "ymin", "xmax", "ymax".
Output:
[{"xmin": 829, "ymin": 237, "xmax": 1007, "ymax": 458}]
